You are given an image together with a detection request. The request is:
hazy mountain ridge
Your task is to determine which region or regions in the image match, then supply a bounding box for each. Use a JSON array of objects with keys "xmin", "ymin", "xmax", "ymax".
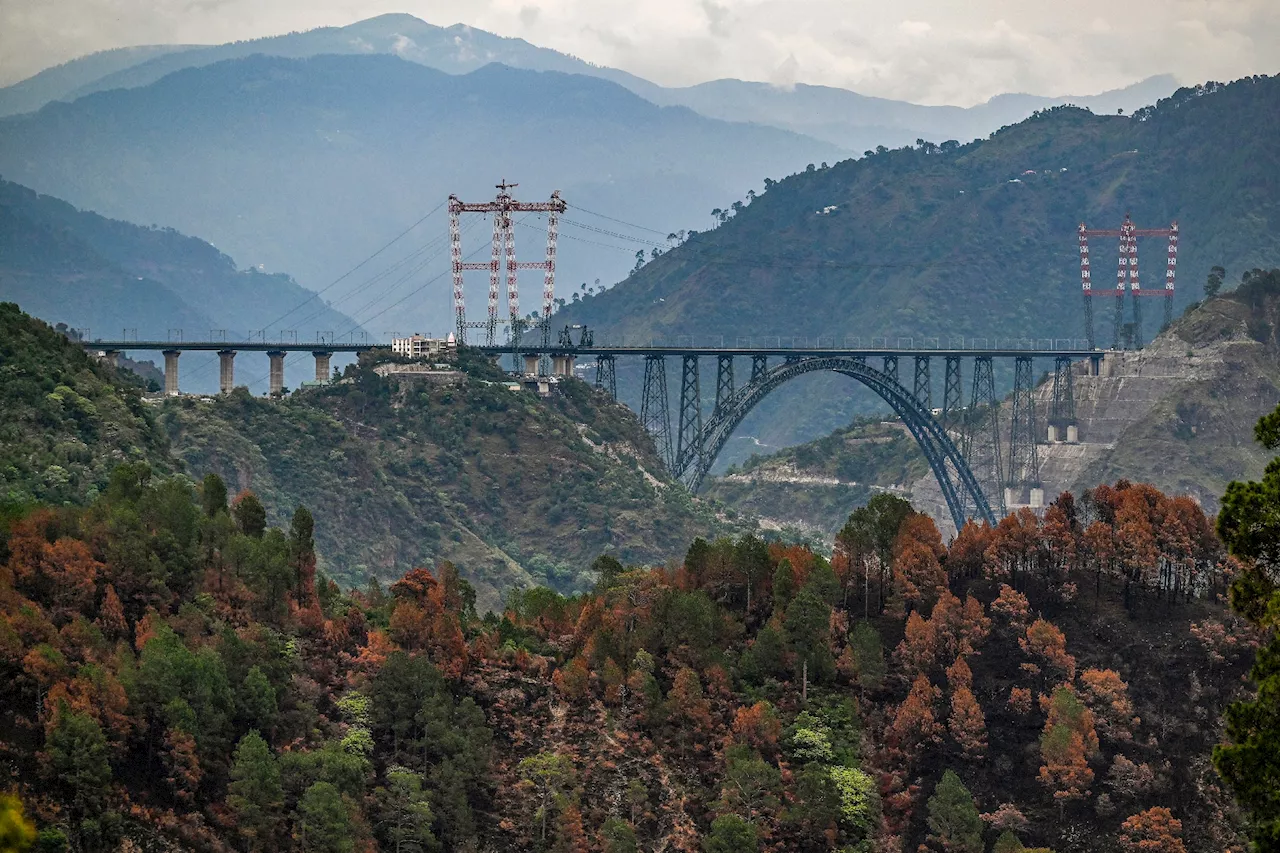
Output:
[
  {"xmin": 0, "ymin": 13, "xmax": 1175, "ymax": 152},
  {"xmin": 0, "ymin": 53, "xmax": 843, "ymax": 337}
]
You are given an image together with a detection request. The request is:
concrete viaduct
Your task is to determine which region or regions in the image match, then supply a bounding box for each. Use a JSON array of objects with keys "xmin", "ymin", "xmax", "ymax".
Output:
[{"xmin": 89, "ymin": 341, "xmax": 374, "ymax": 396}]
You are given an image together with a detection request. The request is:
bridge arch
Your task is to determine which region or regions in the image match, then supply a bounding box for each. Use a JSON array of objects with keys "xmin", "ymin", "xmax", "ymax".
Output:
[{"xmin": 678, "ymin": 357, "xmax": 996, "ymax": 530}]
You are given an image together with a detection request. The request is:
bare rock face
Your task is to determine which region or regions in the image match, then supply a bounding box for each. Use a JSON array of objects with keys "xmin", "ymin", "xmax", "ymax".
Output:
[{"xmin": 911, "ymin": 289, "xmax": 1280, "ymax": 535}]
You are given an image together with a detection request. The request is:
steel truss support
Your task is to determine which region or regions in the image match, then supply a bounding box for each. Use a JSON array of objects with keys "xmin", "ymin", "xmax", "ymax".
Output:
[
  {"xmin": 942, "ymin": 356, "xmax": 963, "ymax": 433},
  {"xmin": 595, "ymin": 354, "xmax": 617, "ymax": 400},
  {"xmin": 882, "ymin": 355, "xmax": 898, "ymax": 384},
  {"xmin": 715, "ymin": 356, "xmax": 735, "ymax": 414},
  {"xmin": 641, "ymin": 356, "xmax": 673, "ymax": 469},
  {"xmin": 681, "ymin": 357, "xmax": 994, "ymax": 530},
  {"xmin": 1007, "ymin": 356, "xmax": 1041, "ymax": 499},
  {"xmin": 913, "ymin": 356, "xmax": 931, "ymax": 410},
  {"xmin": 964, "ymin": 356, "xmax": 1006, "ymax": 518},
  {"xmin": 1050, "ymin": 356, "xmax": 1075, "ymax": 430},
  {"xmin": 751, "ymin": 355, "xmax": 768, "ymax": 383},
  {"xmin": 676, "ymin": 356, "xmax": 703, "ymax": 473}
]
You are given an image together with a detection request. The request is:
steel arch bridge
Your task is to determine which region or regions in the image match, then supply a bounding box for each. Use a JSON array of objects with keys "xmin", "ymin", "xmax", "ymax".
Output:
[{"xmin": 672, "ymin": 356, "xmax": 996, "ymax": 530}]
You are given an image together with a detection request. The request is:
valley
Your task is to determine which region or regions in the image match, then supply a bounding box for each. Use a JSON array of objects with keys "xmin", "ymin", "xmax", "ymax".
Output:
[{"xmin": 1, "ymin": 14, "xmax": 1278, "ymax": 852}]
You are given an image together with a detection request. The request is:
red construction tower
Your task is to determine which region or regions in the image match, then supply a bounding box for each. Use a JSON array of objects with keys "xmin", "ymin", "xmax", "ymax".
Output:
[
  {"xmin": 449, "ymin": 182, "xmax": 566, "ymax": 347},
  {"xmin": 1078, "ymin": 215, "xmax": 1178, "ymax": 349}
]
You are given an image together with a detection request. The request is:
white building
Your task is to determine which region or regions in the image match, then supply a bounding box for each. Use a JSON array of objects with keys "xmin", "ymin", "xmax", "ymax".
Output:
[{"xmin": 391, "ymin": 333, "xmax": 457, "ymax": 360}]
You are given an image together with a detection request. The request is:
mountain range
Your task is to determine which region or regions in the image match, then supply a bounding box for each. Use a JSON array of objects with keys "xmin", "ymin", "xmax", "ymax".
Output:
[
  {"xmin": 0, "ymin": 14, "xmax": 1179, "ymax": 340},
  {"xmin": 0, "ymin": 14, "xmax": 1175, "ymax": 150}
]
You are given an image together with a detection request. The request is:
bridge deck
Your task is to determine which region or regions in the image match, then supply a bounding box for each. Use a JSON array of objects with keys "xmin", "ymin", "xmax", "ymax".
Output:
[{"xmin": 81, "ymin": 341, "xmax": 1100, "ymax": 359}]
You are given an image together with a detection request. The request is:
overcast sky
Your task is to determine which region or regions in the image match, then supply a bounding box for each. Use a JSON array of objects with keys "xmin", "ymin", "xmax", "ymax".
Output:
[{"xmin": 2, "ymin": 0, "xmax": 1277, "ymax": 104}]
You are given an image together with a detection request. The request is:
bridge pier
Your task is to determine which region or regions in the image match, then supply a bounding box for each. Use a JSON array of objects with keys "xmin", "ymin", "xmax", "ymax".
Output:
[
  {"xmin": 965, "ymin": 356, "xmax": 1005, "ymax": 517},
  {"xmin": 1049, "ymin": 356, "xmax": 1078, "ymax": 443},
  {"xmin": 882, "ymin": 355, "xmax": 898, "ymax": 384},
  {"xmin": 218, "ymin": 350, "xmax": 236, "ymax": 394},
  {"xmin": 267, "ymin": 350, "xmax": 286, "ymax": 396},
  {"xmin": 715, "ymin": 356, "xmax": 734, "ymax": 414},
  {"xmin": 676, "ymin": 356, "xmax": 703, "ymax": 472},
  {"xmin": 313, "ymin": 351, "xmax": 332, "ymax": 384},
  {"xmin": 523, "ymin": 354, "xmax": 540, "ymax": 375},
  {"xmin": 913, "ymin": 356, "xmax": 931, "ymax": 409},
  {"xmin": 594, "ymin": 354, "xmax": 617, "ymax": 400},
  {"xmin": 1007, "ymin": 356, "xmax": 1042, "ymax": 505},
  {"xmin": 101, "ymin": 350, "xmax": 121, "ymax": 368},
  {"xmin": 942, "ymin": 356, "xmax": 962, "ymax": 432},
  {"xmin": 163, "ymin": 350, "xmax": 180, "ymax": 396},
  {"xmin": 751, "ymin": 355, "xmax": 768, "ymax": 382},
  {"xmin": 551, "ymin": 354, "xmax": 576, "ymax": 377},
  {"xmin": 641, "ymin": 355, "xmax": 673, "ymax": 468}
]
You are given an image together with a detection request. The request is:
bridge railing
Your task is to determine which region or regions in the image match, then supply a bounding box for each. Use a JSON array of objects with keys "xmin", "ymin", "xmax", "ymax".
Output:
[{"xmin": 584, "ymin": 334, "xmax": 1093, "ymax": 351}]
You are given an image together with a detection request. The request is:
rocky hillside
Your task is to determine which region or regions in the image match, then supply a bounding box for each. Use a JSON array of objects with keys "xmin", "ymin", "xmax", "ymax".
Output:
[{"xmin": 160, "ymin": 350, "xmax": 742, "ymax": 611}]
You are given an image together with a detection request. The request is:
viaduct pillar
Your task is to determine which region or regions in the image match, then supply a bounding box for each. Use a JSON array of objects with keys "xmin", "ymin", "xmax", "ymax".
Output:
[
  {"xmin": 102, "ymin": 350, "xmax": 121, "ymax": 368},
  {"xmin": 218, "ymin": 350, "xmax": 236, "ymax": 394},
  {"xmin": 267, "ymin": 350, "xmax": 286, "ymax": 396},
  {"xmin": 162, "ymin": 350, "xmax": 180, "ymax": 396},
  {"xmin": 313, "ymin": 351, "xmax": 332, "ymax": 384},
  {"xmin": 523, "ymin": 354, "xmax": 540, "ymax": 375}
]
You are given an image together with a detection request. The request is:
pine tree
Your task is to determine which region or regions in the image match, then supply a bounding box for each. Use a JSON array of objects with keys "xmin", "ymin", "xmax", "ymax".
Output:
[
  {"xmin": 924, "ymin": 770, "xmax": 983, "ymax": 853},
  {"xmin": 703, "ymin": 814, "xmax": 758, "ymax": 853},
  {"xmin": 948, "ymin": 685, "xmax": 987, "ymax": 760},
  {"xmin": 44, "ymin": 706, "xmax": 111, "ymax": 820},
  {"xmin": 1214, "ymin": 399, "xmax": 1280, "ymax": 851},
  {"xmin": 296, "ymin": 782, "xmax": 355, "ymax": 853},
  {"xmin": 227, "ymin": 731, "xmax": 284, "ymax": 851}
]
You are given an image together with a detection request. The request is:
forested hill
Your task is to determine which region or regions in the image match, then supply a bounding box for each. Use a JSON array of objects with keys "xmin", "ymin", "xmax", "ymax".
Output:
[
  {"xmin": 0, "ymin": 303, "xmax": 739, "ymax": 611},
  {"xmin": 563, "ymin": 75, "xmax": 1280, "ymax": 346},
  {"xmin": 0, "ymin": 474, "xmax": 1259, "ymax": 851},
  {"xmin": 159, "ymin": 352, "xmax": 741, "ymax": 611},
  {"xmin": 0, "ymin": 177, "xmax": 359, "ymax": 345},
  {"xmin": 0, "ymin": 302, "xmax": 173, "ymax": 508}
]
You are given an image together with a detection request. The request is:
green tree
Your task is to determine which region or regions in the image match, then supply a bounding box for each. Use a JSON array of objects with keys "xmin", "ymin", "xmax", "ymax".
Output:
[
  {"xmin": 297, "ymin": 782, "xmax": 355, "ymax": 853},
  {"xmin": 289, "ymin": 505, "xmax": 316, "ymax": 602},
  {"xmin": 1215, "ymin": 398, "xmax": 1280, "ymax": 851},
  {"xmin": 592, "ymin": 553, "xmax": 625, "ymax": 592},
  {"xmin": 772, "ymin": 559, "xmax": 796, "ymax": 613},
  {"xmin": 829, "ymin": 765, "xmax": 879, "ymax": 839},
  {"xmin": 517, "ymin": 751, "xmax": 576, "ymax": 842},
  {"xmin": 600, "ymin": 817, "xmax": 638, "ymax": 853},
  {"xmin": 201, "ymin": 473, "xmax": 228, "ymax": 517},
  {"xmin": 786, "ymin": 588, "xmax": 834, "ymax": 684},
  {"xmin": 703, "ymin": 814, "xmax": 758, "ymax": 853},
  {"xmin": 239, "ymin": 666, "xmax": 277, "ymax": 733},
  {"xmin": 993, "ymin": 830, "xmax": 1025, "ymax": 853},
  {"xmin": 924, "ymin": 770, "xmax": 984, "ymax": 853},
  {"xmin": 717, "ymin": 745, "xmax": 781, "ymax": 823},
  {"xmin": 227, "ymin": 731, "xmax": 284, "ymax": 851},
  {"xmin": 45, "ymin": 706, "xmax": 111, "ymax": 820},
  {"xmin": 233, "ymin": 492, "xmax": 267, "ymax": 539},
  {"xmin": 1204, "ymin": 265, "xmax": 1225, "ymax": 299},
  {"xmin": 374, "ymin": 767, "xmax": 438, "ymax": 853},
  {"xmin": 848, "ymin": 621, "xmax": 886, "ymax": 694}
]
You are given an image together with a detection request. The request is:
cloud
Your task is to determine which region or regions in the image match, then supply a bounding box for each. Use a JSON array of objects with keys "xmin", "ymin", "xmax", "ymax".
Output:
[{"xmin": 1, "ymin": 0, "xmax": 1277, "ymax": 104}]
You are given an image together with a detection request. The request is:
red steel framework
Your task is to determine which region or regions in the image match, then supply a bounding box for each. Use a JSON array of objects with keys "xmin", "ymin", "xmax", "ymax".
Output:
[
  {"xmin": 449, "ymin": 181, "xmax": 566, "ymax": 347},
  {"xmin": 1078, "ymin": 214, "xmax": 1178, "ymax": 349}
]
